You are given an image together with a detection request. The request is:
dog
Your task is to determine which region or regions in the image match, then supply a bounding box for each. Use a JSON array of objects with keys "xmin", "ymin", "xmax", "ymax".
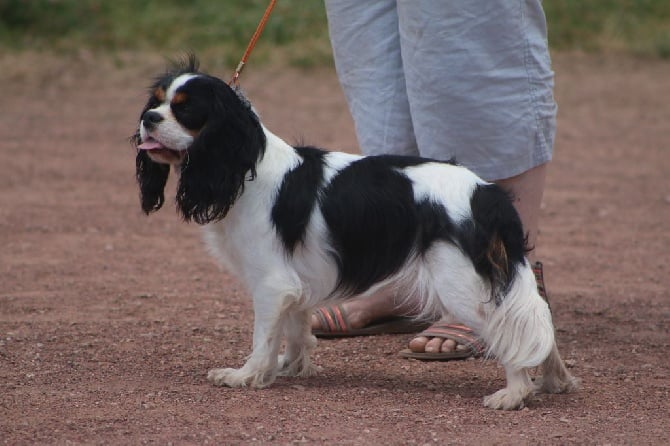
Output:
[{"xmin": 133, "ymin": 56, "xmax": 578, "ymax": 410}]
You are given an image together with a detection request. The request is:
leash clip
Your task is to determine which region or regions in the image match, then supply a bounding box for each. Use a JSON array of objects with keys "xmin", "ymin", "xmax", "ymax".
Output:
[{"xmin": 229, "ymin": 61, "xmax": 246, "ymax": 87}]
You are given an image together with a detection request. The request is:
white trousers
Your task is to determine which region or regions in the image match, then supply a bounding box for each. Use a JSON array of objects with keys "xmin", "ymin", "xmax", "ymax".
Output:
[{"xmin": 325, "ymin": 0, "xmax": 556, "ymax": 180}]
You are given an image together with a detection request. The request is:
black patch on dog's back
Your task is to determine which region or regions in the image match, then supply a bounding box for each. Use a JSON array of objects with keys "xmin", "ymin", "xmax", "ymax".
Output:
[
  {"xmin": 320, "ymin": 155, "xmax": 457, "ymax": 295},
  {"xmin": 273, "ymin": 152, "xmax": 526, "ymax": 302},
  {"xmin": 271, "ymin": 146, "xmax": 327, "ymax": 253},
  {"xmin": 416, "ymin": 199, "xmax": 457, "ymax": 252}
]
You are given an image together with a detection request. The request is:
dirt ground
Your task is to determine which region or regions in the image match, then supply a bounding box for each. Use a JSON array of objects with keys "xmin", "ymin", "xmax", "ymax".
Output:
[{"xmin": 1, "ymin": 51, "xmax": 668, "ymax": 445}]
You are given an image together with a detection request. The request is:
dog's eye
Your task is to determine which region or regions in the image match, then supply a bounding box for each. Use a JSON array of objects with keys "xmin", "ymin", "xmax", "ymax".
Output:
[
  {"xmin": 171, "ymin": 91, "xmax": 191, "ymax": 113},
  {"xmin": 172, "ymin": 101, "xmax": 206, "ymax": 130},
  {"xmin": 171, "ymin": 102, "xmax": 192, "ymax": 120},
  {"xmin": 171, "ymin": 100, "xmax": 189, "ymax": 110}
]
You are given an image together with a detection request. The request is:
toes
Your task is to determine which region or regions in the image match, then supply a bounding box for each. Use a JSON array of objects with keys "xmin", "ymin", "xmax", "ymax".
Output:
[
  {"xmin": 424, "ymin": 337, "xmax": 444, "ymax": 353},
  {"xmin": 441, "ymin": 338, "xmax": 457, "ymax": 353},
  {"xmin": 409, "ymin": 336, "xmax": 464, "ymax": 354},
  {"xmin": 408, "ymin": 336, "xmax": 429, "ymax": 352}
]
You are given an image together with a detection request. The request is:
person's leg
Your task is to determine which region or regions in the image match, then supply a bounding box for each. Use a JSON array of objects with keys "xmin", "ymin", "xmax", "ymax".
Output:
[
  {"xmin": 497, "ymin": 163, "xmax": 548, "ymax": 260},
  {"xmin": 397, "ymin": 0, "xmax": 556, "ymax": 177},
  {"xmin": 313, "ymin": 0, "xmax": 421, "ymax": 334},
  {"xmin": 399, "ymin": 0, "xmax": 556, "ymax": 354},
  {"xmin": 324, "ymin": 0, "xmax": 418, "ymax": 156}
]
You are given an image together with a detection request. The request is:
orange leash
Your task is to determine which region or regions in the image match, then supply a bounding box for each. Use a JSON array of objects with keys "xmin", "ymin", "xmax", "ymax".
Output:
[{"xmin": 229, "ymin": 0, "xmax": 277, "ymax": 86}]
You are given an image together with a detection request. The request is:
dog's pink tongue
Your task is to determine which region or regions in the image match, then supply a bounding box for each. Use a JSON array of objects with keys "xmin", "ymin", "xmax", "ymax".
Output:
[{"xmin": 138, "ymin": 140, "xmax": 164, "ymax": 151}]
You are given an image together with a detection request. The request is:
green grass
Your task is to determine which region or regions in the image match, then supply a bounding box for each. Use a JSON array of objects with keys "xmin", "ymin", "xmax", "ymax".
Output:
[
  {"xmin": 0, "ymin": 0, "xmax": 332, "ymax": 66},
  {"xmin": 544, "ymin": 0, "xmax": 670, "ymax": 58},
  {"xmin": 1, "ymin": 0, "xmax": 670, "ymax": 62}
]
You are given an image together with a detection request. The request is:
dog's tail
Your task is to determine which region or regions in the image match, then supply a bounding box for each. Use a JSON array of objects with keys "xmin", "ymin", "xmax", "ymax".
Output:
[
  {"xmin": 460, "ymin": 184, "xmax": 528, "ymax": 305},
  {"xmin": 481, "ymin": 263, "xmax": 554, "ymax": 368},
  {"xmin": 455, "ymin": 183, "xmax": 553, "ymax": 367}
]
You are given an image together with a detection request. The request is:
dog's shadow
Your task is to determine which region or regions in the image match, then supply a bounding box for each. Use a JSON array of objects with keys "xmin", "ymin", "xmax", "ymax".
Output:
[
  {"xmin": 205, "ymin": 335, "xmax": 495, "ymax": 399},
  {"xmin": 199, "ymin": 336, "xmax": 573, "ymax": 409},
  {"xmin": 274, "ymin": 358, "xmax": 493, "ymax": 400},
  {"xmin": 267, "ymin": 369, "xmax": 571, "ymax": 410}
]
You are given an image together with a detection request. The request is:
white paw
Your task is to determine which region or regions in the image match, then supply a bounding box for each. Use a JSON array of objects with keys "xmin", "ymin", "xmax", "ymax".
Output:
[
  {"xmin": 207, "ymin": 368, "xmax": 248, "ymax": 388},
  {"xmin": 483, "ymin": 388, "xmax": 528, "ymax": 410},
  {"xmin": 277, "ymin": 354, "xmax": 319, "ymax": 378},
  {"xmin": 296, "ymin": 362, "xmax": 320, "ymax": 378},
  {"xmin": 534, "ymin": 374, "xmax": 580, "ymax": 394},
  {"xmin": 207, "ymin": 366, "xmax": 277, "ymax": 389},
  {"xmin": 277, "ymin": 355, "xmax": 296, "ymax": 377}
]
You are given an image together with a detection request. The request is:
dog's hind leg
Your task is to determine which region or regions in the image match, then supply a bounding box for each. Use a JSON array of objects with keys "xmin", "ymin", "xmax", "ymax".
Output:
[
  {"xmin": 208, "ymin": 274, "xmax": 302, "ymax": 389},
  {"xmin": 483, "ymin": 365, "xmax": 535, "ymax": 410},
  {"xmin": 278, "ymin": 309, "xmax": 319, "ymax": 377},
  {"xmin": 479, "ymin": 264, "xmax": 556, "ymax": 409},
  {"xmin": 534, "ymin": 343, "xmax": 580, "ymax": 395},
  {"xmin": 484, "ymin": 340, "xmax": 578, "ymax": 409}
]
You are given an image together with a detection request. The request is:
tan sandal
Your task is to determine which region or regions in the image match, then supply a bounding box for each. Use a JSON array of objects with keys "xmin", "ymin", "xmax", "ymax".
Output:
[{"xmin": 398, "ymin": 322, "xmax": 486, "ymax": 360}]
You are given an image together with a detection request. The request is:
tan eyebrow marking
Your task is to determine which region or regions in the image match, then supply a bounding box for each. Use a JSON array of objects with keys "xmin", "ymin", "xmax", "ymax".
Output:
[
  {"xmin": 153, "ymin": 87, "xmax": 166, "ymax": 102},
  {"xmin": 172, "ymin": 91, "xmax": 188, "ymax": 105}
]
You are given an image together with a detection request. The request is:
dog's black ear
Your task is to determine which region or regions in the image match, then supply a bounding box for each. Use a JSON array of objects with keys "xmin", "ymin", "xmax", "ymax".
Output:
[
  {"xmin": 136, "ymin": 148, "xmax": 170, "ymax": 214},
  {"xmin": 176, "ymin": 78, "xmax": 266, "ymax": 224}
]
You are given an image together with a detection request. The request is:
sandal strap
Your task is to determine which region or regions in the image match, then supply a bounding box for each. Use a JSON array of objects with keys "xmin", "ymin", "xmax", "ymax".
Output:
[
  {"xmin": 415, "ymin": 323, "xmax": 486, "ymax": 357},
  {"xmin": 532, "ymin": 261, "xmax": 551, "ymax": 311},
  {"xmin": 313, "ymin": 304, "xmax": 350, "ymax": 333}
]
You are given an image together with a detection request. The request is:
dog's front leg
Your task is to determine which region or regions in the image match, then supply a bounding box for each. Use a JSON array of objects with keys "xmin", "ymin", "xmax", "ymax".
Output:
[
  {"xmin": 208, "ymin": 276, "xmax": 300, "ymax": 389},
  {"xmin": 208, "ymin": 302, "xmax": 284, "ymax": 388},
  {"xmin": 278, "ymin": 309, "xmax": 318, "ymax": 377}
]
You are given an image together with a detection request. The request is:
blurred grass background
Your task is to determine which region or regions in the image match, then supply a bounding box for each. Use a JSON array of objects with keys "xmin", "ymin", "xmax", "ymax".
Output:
[{"xmin": 1, "ymin": 0, "xmax": 669, "ymax": 66}]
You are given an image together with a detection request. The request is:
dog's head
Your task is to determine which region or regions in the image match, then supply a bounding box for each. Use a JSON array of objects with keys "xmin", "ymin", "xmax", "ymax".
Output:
[{"xmin": 133, "ymin": 55, "xmax": 266, "ymax": 224}]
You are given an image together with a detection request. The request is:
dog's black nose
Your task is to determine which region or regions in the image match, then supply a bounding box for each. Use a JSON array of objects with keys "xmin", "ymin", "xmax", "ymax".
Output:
[{"xmin": 142, "ymin": 111, "xmax": 164, "ymax": 130}]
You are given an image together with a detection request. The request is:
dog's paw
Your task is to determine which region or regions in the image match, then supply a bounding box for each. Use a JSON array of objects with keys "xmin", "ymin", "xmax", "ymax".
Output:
[
  {"xmin": 533, "ymin": 374, "xmax": 580, "ymax": 394},
  {"xmin": 277, "ymin": 354, "xmax": 320, "ymax": 377},
  {"xmin": 208, "ymin": 368, "xmax": 247, "ymax": 387},
  {"xmin": 483, "ymin": 388, "xmax": 528, "ymax": 410},
  {"xmin": 207, "ymin": 367, "xmax": 276, "ymax": 388}
]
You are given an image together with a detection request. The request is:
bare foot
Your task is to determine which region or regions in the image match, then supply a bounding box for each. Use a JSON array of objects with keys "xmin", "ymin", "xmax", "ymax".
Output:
[
  {"xmin": 407, "ymin": 333, "xmax": 468, "ymax": 354},
  {"xmin": 311, "ymin": 297, "xmax": 471, "ymax": 355},
  {"xmin": 311, "ymin": 292, "xmax": 409, "ymax": 332}
]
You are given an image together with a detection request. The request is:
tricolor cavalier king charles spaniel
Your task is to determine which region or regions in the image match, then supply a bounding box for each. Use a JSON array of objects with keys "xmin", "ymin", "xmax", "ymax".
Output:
[{"xmin": 133, "ymin": 56, "xmax": 577, "ymax": 410}]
